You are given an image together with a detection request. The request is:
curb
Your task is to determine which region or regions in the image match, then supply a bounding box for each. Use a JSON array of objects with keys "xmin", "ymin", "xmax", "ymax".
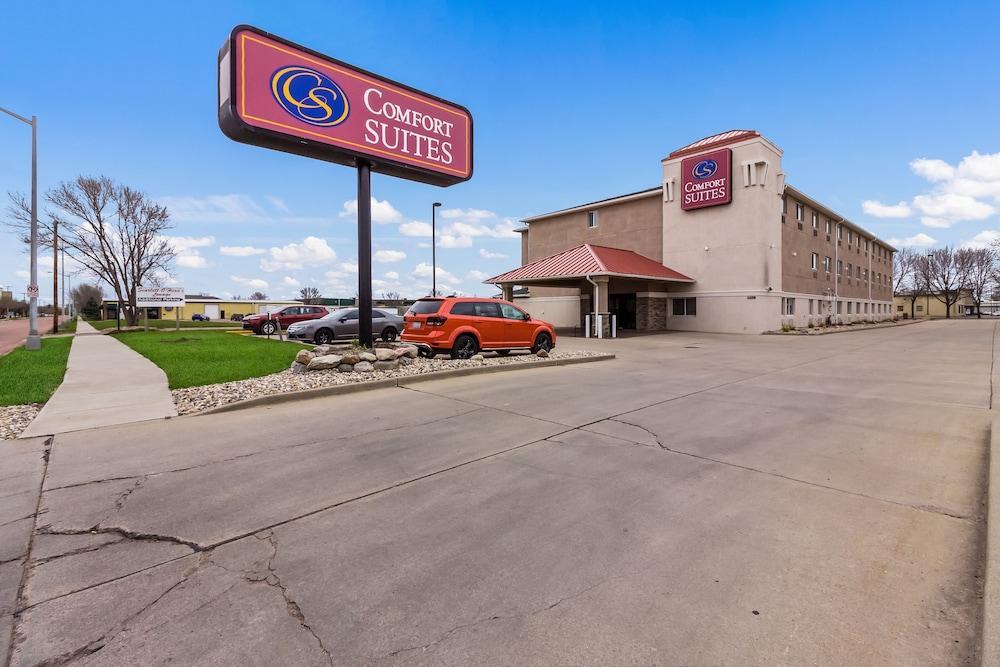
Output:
[
  {"xmin": 985, "ymin": 413, "xmax": 1000, "ymax": 666},
  {"xmin": 763, "ymin": 318, "xmax": 926, "ymax": 336},
  {"xmin": 199, "ymin": 353, "xmax": 616, "ymax": 416}
]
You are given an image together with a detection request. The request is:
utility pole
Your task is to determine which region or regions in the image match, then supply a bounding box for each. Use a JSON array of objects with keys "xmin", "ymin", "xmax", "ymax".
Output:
[
  {"xmin": 0, "ymin": 107, "xmax": 39, "ymax": 349},
  {"xmin": 52, "ymin": 219, "xmax": 59, "ymax": 333}
]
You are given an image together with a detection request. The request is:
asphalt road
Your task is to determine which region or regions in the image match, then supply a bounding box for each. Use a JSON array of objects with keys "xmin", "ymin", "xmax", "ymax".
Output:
[
  {"xmin": 0, "ymin": 317, "xmax": 70, "ymax": 356},
  {"xmin": 1, "ymin": 319, "xmax": 993, "ymax": 665}
]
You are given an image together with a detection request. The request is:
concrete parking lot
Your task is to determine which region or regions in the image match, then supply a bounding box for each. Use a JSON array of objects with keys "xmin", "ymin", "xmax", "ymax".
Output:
[{"xmin": 1, "ymin": 319, "xmax": 993, "ymax": 665}]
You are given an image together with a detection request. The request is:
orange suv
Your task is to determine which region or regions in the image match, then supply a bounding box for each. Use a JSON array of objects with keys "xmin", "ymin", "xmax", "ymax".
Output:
[{"xmin": 402, "ymin": 297, "xmax": 556, "ymax": 359}]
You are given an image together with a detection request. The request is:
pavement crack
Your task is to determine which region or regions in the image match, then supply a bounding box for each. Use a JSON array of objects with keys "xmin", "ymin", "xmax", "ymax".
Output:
[
  {"xmin": 35, "ymin": 526, "xmax": 203, "ymax": 552},
  {"xmin": 607, "ymin": 417, "xmax": 666, "ymax": 449},
  {"xmin": 243, "ymin": 530, "xmax": 334, "ymax": 665}
]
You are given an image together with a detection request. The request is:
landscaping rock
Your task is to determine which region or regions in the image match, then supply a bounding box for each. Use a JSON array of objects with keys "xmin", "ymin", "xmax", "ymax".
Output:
[
  {"xmin": 290, "ymin": 362, "xmax": 309, "ymax": 374},
  {"xmin": 312, "ymin": 345, "xmax": 334, "ymax": 356},
  {"xmin": 359, "ymin": 352, "xmax": 377, "ymax": 362},
  {"xmin": 469, "ymin": 354, "xmax": 485, "ymax": 362},
  {"xmin": 307, "ymin": 354, "xmax": 342, "ymax": 371},
  {"xmin": 375, "ymin": 348, "xmax": 396, "ymax": 361},
  {"xmin": 398, "ymin": 356, "xmax": 413, "ymax": 366},
  {"xmin": 337, "ymin": 363, "xmax": 354, "ymax": 373},
  {"xmin": 536, "ymin": 349, "xmax": 549, "ymax": 358},
  {"xmin": 401, "ymin": 346, "xmax": 418, "ymax": 358},
  {"xmin": 340, "ymin": 353, "xmax": 361, "ymax": 365},
  {"xmin": 354, "ymin": 361, "xmax": 374, "ymax": 373},
  {"xmin": 295, "ymin": 349, "xmax": 315, "ymax": 365},
  {"xmin": 373, "ymin": 360, "xmax": 399, "ymax": 371}
]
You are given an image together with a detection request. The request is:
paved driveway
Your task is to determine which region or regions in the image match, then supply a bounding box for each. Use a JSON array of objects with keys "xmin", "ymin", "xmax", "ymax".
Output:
[{"xmin": 2, "ymin": 319, "xmax": 993, "ymax": 665}]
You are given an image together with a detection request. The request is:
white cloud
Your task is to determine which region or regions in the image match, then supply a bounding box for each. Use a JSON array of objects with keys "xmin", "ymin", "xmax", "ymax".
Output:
[
  {"xmin": 231, "ymin": 275, "xmax": 268, "ymax": 289},
  {"xmin": 340, "ymin": 261, "xmax": 359, "ymax": 273},
  {"xmin": 399, "ymin": 221, "xmax": 433, "ymax": 237},
  {"xmin": 479, "ymin": 248, "xmax": 507, "ymax": 259},
  {"xmin": 437, "ymin": 233, "xmax": 473, "ymax": 248},
  {"xmin": 267, "ymin": 196, "xmax": 290, "ymax": 213},
  {"xmin": 921, "ymin": 217, "xmax": 952, "ymax": 229},
  {"xmin": 412, "ymin": 262, "xmax": 461, "ymax": 286},
  {"xmin": 283, "ymin": 276, "xmax": 300, "ymax": 287},
  {"xmin": 374, "ymin": 249, "xmax": 406, "ymax": 263},
  {"xmin": 260, "ymin": 236, "xmax": 337, "ymax": 272},
  {"xmin": 440, "ymin": 208, "xmax": 496, "ymax": 222},
  {"xmin": 15, "ymin": 269, "xmax": 29, "ymax": 279},
  {"xmin": 339, "ymin": 197, "xmax": 403, "ymax": 224},
  {"xmin": 466, "ymin": 270, "xmax": 490, "ymax": 281},
  {"xmin": 886, "ymin": 232, "xmax": 937, "ymax": 248},
  {"xmin": 220, "ymin": 245, "xmax": 266, "ymax": 257},
  {"xmin": 910, "ymin": 158, "xmax": 955, "ymax": 182},
  {"xmin": 862, "ymin": 200, "xmax": 911, "ymax": 218},
  {"xmin": 177, "ymin": 255, "xmax": 210, "ymax": 269},
  {"xmin": 913, "ymin": 192, "xmax": 994, "ymax": 222},
  {"xmin": 160, "ymin": 195, "xmax": 266, "ymax": 224},
  {"xmin": 384, "ymin": 271, "xmax": 399, "ymax": 280},
  {"xmin": 960, "ymin": 230, "xmax": 1000, "ymax": 250}
]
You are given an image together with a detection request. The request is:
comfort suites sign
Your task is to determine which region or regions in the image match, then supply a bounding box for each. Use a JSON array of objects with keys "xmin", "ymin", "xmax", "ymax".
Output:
[
  {"xmin": 681, "ymin": 148, "xmax": 732, "ymax": 211},
  {"xmin": 218, "ymin": 25, "xmax": 472, "ymax": 186}
]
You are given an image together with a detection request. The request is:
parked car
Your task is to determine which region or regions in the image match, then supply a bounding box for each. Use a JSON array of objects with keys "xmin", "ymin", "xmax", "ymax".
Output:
[
  {"xmin": 191, "ymin": 313, "xmax": 210, "ymax": 321},
  {"xmin": 230, "ymin": 313, "xmax": 245, "ymax": 322},
  {"xmin": 242, "ymin": 305, "xmax": 329, "ymax": 334},
  {"xmin": 286, "ymin": 308, "xmax": 404, "ymax": 344},
  {"xmin": 402, "ymin": 297, "xmax": 555, "ymax": 359}
]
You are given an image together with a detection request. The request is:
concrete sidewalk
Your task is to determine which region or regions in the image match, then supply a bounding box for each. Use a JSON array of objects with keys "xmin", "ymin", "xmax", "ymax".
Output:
[{"xmin": 19, "ymin": 321, "xmax": 176, "ymax": 437}]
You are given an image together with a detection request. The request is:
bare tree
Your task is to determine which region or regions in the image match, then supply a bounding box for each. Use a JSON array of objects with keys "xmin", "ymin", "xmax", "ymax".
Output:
[
  {"xmin": 70, "ymin": 283, "xmax": 103, "ymax": 318},
  {"xmin": 298, "ymin": 286, "xmax": 321, "ymax": 304},
  {"xmin": 7, "ymin": 176, "xmax": 175, "ymax": 325},
  {"xmin": 379, "ymin": 290, "xmax": 402, "ymax": 301},
  {"xmin": 960, "ymin": 246, "xmax": 997, "ymax": 318},
  {"xmin": 925, "ymin": 246, "xmax": 969, "ymax": 318},
  {"xmin": 249, "ymin": 291, "xmax": 269, "ymax": 300},
  {"xmin": 892, "ymin": 246, "xmax": 916, "ymax": 294}
]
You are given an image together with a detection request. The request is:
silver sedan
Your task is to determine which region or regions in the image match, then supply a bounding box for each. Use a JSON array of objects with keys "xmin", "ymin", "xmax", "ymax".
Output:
[{"xmin": 285, "ymin": 308, "xmax": 405, "ymax": 344}]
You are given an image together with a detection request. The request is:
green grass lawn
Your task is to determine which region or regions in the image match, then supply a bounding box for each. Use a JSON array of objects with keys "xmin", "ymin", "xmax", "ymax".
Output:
[
  {"xmin": 0, "ymin": 336, "xmax": 73, "ymax": 405},
  {"xmin": 114, "ymin": 330, "xmax": 308, "ymax": 389},
  {"xmin": 42, "ymin": 318, "xmax": 77, "ymax": 335},
  {"xmin": 88, "ymin": 319, "xmax": 239, "ymax": 330}
]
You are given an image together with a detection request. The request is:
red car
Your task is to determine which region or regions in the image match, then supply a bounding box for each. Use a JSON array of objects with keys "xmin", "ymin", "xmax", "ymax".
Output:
[
  {"xmin": 242, "ymin": 305, "xmax": 330, "ymax": 335},
  {"xmin": 402, "ymin": 297, "xmax": 556, "ymax": 359}
]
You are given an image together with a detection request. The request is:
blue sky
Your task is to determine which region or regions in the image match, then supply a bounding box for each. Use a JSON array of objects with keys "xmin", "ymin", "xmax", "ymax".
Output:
[{"xmin": 2, "ymin": 1, "xmax": 999, "ymax": 303}]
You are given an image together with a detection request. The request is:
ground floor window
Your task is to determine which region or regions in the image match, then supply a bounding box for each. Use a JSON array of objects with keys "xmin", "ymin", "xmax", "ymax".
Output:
[
  {"xmin": 847, "ymin": 302, "xmax": 852, "ymax": 314},
  {"xmin": 916, "ymin": 304, "xmax": 924, "ymax": 312},
  {"xmin": 782, "ymin": 298, "xmax": 795, "ymax": 315},
  {"xmin": 837, "ymin": 301, "xmax": 843, "ymax": 314},
  {"xmin": 671, "ymin": 297, "xmax": 696, "ymax": 316},
  {"xmin": 808, "ymin": 299, "xmax": 814, "ymax": 314},
  {"xmin": 897, "ymin": 305, "xmax": 903, "ymax": 312}
]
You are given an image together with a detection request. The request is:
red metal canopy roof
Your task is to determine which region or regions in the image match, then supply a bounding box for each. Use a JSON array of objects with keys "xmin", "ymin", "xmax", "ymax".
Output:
[{"xmin": 486, "ymin": 244, "xmax": 694, "ymax": 284}]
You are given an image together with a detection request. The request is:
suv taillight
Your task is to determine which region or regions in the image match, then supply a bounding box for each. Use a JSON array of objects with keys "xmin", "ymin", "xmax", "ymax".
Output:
[{"xmin": 426, "ymin": 316, "xmax": 448, "ymax": 327}]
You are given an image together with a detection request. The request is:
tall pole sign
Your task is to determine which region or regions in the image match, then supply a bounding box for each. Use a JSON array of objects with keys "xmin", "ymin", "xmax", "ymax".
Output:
[{"xmin": 218, "ymin": 25, "xmax": 473, "ymax": 345}]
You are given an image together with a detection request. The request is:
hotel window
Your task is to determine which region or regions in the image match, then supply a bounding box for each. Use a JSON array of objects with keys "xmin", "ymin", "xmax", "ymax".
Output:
[
  {"xmin": 809, "ymin": 299, "xmax": 814, "ymax": 314},
  {"xmin": 837, "ymin": 225, "xmax": 842, "ymax": 239},
  {"xmin": 823, "ymin": 256, "xmax": 832, "ymax": 272},
  {"xmin": 672, "ymin": 297, "xmax": 697, "ymax": 316},
  {"xmin": 811, "ymin": 252, "xmax": 818, "ymax": 270},
  {"xmin": 837, "ymin": 259, "xmax": 843, "ymax": 275},
  {"xmin": 825, "ymin": 219, "xmax": 832, "ymax": 234},
  {"xmin": 847, "ymin": 230, "xmax": 853, "ymax": 244},
  {"xmin": 812, "ymin": 212, "xmax": 819, "ymax": 229},
  {"xmin": 837, "ymin": 301, "xmax": 843, "ymax": 314},
  {"xmin": 847, "ymin": 302, "xmax": 853, "ymax": 314},
  {"xmin": 782, "ymin": 298, "xmax": 795, "ymax": 315},
  {"xmin": 856, "ymin": 266, "xmax": 861, "ymax": 278},
  {"xmin": 864, "ymin": 269, "xmax": 869, "ymax": 281},
  {"xmin": 587, "ymin": 211, "xmax": 598, "ymax": 228},
  {"xmin": 864, "ymin": 303, "xmax": 869, "ymax": 314},
  {"xmin": 846, "ymin": 262, "xmax": 852, "ymax": 277},
  {"xmin": 795, "ymin": 203, "xmax": 804, "ymax": 221}
]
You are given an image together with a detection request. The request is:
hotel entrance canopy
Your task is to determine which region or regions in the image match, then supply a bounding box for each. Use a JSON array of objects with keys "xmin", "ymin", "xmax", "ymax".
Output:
[{"xmin": 485, "ymin": 244, "xmax": 694, "ymax": 286}]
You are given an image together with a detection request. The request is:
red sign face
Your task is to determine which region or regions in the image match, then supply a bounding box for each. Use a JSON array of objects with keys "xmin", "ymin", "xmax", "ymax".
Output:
[
  {"xmin": 219, "ymin": 26, "xmax": 472, "ymax": 187},
  {"xmin": 680, "ymin": 148, "xmax": 732, "ymax": 211}
]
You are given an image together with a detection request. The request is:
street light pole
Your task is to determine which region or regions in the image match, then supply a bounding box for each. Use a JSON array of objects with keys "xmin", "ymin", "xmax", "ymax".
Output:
[
  {"xmin": 431, "ymin": 202, "xmax": 442, "ymax": 296},
  {"xmin": 0, "ymin": 107, "xmax": 40, "ymax": 349}
]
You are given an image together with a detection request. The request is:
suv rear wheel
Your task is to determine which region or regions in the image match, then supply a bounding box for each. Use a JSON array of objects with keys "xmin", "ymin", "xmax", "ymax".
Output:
[{"xmin": 451, "ymin": 334, "xmax": 479, "ymax": 359}]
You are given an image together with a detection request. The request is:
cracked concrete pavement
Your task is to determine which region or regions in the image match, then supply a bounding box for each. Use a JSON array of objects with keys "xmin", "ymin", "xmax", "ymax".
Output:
[{"xmin": 1, "ymin": 319, "xmax": 992, "ymax": 665}]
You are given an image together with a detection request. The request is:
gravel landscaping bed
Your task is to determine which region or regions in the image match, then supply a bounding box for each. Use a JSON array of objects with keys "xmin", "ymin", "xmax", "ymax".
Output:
[
  {"xmin": 0, "ymin": 404, "xmax": 41, "ymax": 440},
  {"xmin": 172, "ymin": 349, "xmax": 605, "ymax": 415}
]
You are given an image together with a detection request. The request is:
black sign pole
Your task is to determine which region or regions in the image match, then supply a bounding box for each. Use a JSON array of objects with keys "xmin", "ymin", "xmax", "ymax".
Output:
[{"xmin": 357, "ymin": 161, "xmax": 374, "ymax": 348}]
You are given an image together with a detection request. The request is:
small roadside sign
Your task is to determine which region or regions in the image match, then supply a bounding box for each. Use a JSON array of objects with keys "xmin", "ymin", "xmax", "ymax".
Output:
[
  {"xmin": 26, "ymin": 284, "xmax": 39, "ymax": 298},
  {"xmin": 136, "ymin": 287, "xmax": 186, "ymax": 307}
]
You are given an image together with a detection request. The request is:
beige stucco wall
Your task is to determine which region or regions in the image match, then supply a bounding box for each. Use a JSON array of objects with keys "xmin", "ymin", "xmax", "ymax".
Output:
[{"xmin": 516, "ymin": 295, "xmax": 581, "ymax": 328}]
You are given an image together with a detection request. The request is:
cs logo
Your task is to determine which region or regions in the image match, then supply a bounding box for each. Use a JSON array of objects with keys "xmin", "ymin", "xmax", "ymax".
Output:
[
  {"xmin": 271, "ymin": 66, "xmax": 349, "ymax": 127},
  {"xmin": 692, "ymin": 159, "xmax": 718, "ymax": 180}
]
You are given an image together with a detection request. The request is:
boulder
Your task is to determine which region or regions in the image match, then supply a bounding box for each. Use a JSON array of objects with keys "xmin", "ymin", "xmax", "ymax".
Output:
[
  {"xmin": 290, "ymin": 362, "xmax": 309, "ymax": 374},
  {"xmin": 313, "ymin": 345, "xmax": 333, "ymax": 356},
  {"xmin": 469, "ymin": 354, "xmax": 485, "ymax": 362},
  {"xmin": 373, "ymin": 359, "xmax": 399, "ymax": 371},
  {"xmin": 536, "ymin": 349, "xmax": 549, "ymax": 358},
  {"xmin": 337, "ymin": 363, "xmax": 354, "ymax": 373},
  {"xmin": 307, "ymin": 354, "xmax": 342, "ymax": 370},
  {"xmin": 401, "ymin": 346, "xmax": 419, "ymax": 359},
  {"xmin": 375, "ymin": 347, "xmax": 397, "ymax": 361},
  {"xmin": 295, "ymin": 349, "xmax": 316, "ymax": 365},
  {"xmin": 340, "ymin": 353, "xmax": 361, "ymax": 365},
  {"xmin": 398, "ymin": 356, "xmax": 413, "ymax": 366},
  {"xmin": 354, "ymin": 361, "xmax": 374, "ymax": 373},
  {"xmin": 359, "ymin": 352, "xmax": 377, "ymax": 362}
]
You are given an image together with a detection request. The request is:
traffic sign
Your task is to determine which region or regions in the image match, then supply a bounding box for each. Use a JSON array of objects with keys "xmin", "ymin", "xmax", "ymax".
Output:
[{"xmin": 26, "ymin": 284, "xmax": 39, "ymax": 298}]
